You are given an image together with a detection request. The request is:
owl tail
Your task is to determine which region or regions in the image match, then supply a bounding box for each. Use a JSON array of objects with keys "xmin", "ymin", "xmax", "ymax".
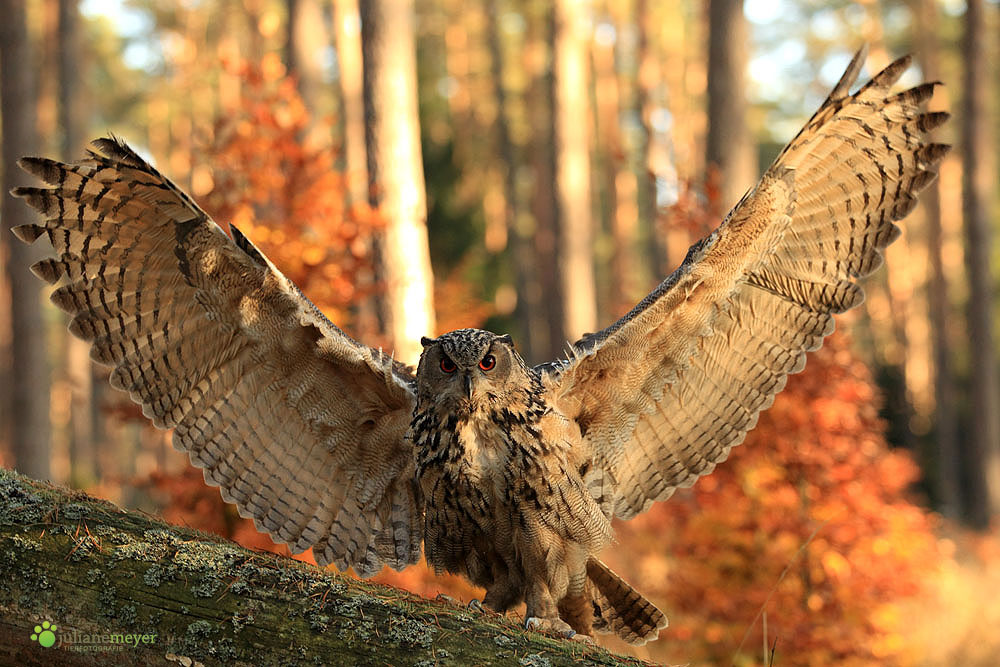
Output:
[{"xmin": 586, "ymin": 558, "xmax": 668, "ymax": 645}]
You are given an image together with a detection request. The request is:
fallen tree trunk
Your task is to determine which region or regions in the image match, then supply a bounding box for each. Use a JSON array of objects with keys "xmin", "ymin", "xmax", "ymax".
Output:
[{"xmin": 0, "ymin": 467, "xmax": 651, "ymax": 666}]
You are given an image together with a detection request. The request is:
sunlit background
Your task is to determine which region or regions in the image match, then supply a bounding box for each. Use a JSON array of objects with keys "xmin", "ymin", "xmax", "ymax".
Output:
[{"xmin": 1, "ymin": 0, "xmax": 999, "ymax": 664}]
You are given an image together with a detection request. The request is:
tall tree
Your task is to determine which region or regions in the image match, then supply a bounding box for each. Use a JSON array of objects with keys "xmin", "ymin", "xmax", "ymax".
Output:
[
  {"xmin": 58, "ymin": 0, "xmax": 97, "ymax": 487},
  {"xmin": 285, "ymin": 0, "xmax": 328, "ymax": 119},
  {"xmin": 634, "ymin": 0, "xmax": 668, "ymax": 279},
  {"xmin": 704, "ymin": 0, "xmax": 755, "ymax": 212},
  {"xmin": 553, "ymin": 0, "xmax": 597, "ymax": 340},
  {"xmin": 593, "ymin": 7, "xmax": 640, "ymax": 317},
  {"xmin": 526, "ymin": 6, "xmax": 565, "ymax": 361},
  {"xmin": 1, "ymin": 0, "xmax": 51, "ymax": 479},
  {"xmin": 334, "ymin": 0, "xmax": 368, "ymax": 209},
  {"xmin": 960, "ymin": 0, "xmax": 1000, "ymax": 527},
  {"xmin": 486, "ymin": 0, "xmax": 540, "ymax": 361},
  {"xmin": 360, "ymin": 0, "xmax": 435, "ymax": 363},
  {"xmin": 333, "ymin": 0, "xmax": 380, "ymax": 342},
  {"xmin": 912, "ymin": 0, "xmax": 960, "ymax": 519}
]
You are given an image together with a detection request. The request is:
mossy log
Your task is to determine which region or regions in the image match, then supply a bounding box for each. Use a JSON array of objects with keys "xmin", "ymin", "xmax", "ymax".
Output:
[{"xmin": 0, "ymin": 468, "xmax": 654, "ymax": 667}]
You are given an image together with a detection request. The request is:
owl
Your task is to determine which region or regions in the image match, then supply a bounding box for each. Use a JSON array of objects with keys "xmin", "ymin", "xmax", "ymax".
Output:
[{"xmin": 12, "ymin": 48, "xmax": 946, "ymax": 644}]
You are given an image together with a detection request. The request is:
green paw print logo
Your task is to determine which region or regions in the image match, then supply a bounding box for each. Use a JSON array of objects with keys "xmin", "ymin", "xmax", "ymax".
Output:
[{"xmin": 30, "ymin": 620, "xmax": 58, "ymax": 648}]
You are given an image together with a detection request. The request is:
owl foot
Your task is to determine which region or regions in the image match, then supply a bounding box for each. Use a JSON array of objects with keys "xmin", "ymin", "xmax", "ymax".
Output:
[
  {"xmin": 436, "ymin": 595, "xmax": 489, "ymax": 615},
  {"xmin": 524, "ymin": 616, "xmax": 583, "ymax": 641}
]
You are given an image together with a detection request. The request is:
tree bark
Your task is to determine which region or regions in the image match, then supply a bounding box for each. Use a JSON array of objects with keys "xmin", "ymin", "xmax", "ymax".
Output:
[
  {"xmin": 1, "ymin": 0, "xmax": 51, "ymax": 481},
  {"xmin": 635, "ymin": 0, "xmax": 668, "ymax": 280},
  {"xmin": 704, "ymin": 0, "xmax": 756, "ymax": 213},
  {"xmin": 553, "ymin": 0, "xmax": 597, "ymax": 340},
  {"xmin": 911, "ymin": 0, "xmax": 960, "ymax": 520},
  {"xmin": 57, "ymin": 0, "xmax": 98, "ymax": 489},
  {"xmin": 0, "ymin": 468, "xmax": 648, "ymax": 666},
  {"xmin": 332, "ymin": 0, "xmax": 381, "ymax": 344},
  {"xmin": 960, "ymin": 0, "xmax": 1000, "ymax": 527},
  {"xmin": 486, "ymin": 0, "xmax": 541, "ymax": 362},
  {"xmin": 593, "ymin": 9, "xmax": 640, "ymax": 318},
  {"xmin": 334, "ymin": 0, "xmax": 368, "ymax": 209},
  {"xmin": 527, "ymin": 8, "xmax": 565, "ymax": 361},
  {"xmin": 284, "ymin": 0, "xmax": 328, "ymax": 120},
  {"xmin": 360, "ymin": 0, "xmax": 436, "ymax": 363}
]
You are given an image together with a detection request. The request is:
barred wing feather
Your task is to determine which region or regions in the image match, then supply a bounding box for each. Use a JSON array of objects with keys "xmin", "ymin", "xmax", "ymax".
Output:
[
  {"xmin": 12, "ymin": 137, "xmax": 422, "ymax": 575},
  {"xmin": 543, "ymin": 48, "xmax": 948, "ymax": 519}
]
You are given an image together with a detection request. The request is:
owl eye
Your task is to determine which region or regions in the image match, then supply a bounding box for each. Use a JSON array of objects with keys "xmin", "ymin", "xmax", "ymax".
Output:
[
  {"xmin": 479, "ymin": 354, "xmax": 496, "ymax": 371},
  {"xmin": 440, "ymin": 357, "xmax": 457, "ymax": 373}
]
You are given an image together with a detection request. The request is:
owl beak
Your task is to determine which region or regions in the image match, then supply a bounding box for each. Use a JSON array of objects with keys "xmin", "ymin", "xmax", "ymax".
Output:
[{"xmin": 463, "ymin": 373, "xmax": 474, "ymax": 400}]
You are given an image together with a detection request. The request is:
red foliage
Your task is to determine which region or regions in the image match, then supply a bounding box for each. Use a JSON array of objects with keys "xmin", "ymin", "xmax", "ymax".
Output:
[
  {"xmin": 199, "ymin": 56, "xmax": 382, "ymax": 327},
  {"xmin": 608, "ymin": 333, "xmax": 941, "ymax": 665}
]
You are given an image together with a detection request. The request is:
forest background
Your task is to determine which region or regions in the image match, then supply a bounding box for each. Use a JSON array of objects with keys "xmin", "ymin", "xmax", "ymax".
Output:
[{"xmin": 1, "ymin": 0, "xmax": 999, "ymax": 664}]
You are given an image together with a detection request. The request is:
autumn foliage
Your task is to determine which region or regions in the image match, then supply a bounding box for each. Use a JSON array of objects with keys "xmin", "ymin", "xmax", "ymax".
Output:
[
  {"xmin": 199, "ymin": 55, "xmax": 382, "ymax": 329},
  {"xmin": 146, "ymin": 60, "xmax": 949, "ymax": 666},
  {"xmin": 607, "ymin": 332, "xmax": 942, "ymax": 666}
]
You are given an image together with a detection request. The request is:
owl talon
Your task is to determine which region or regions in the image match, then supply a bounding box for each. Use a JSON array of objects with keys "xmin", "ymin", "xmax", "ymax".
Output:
[
  {"xmin": 524, "ymin": 616, "xmax": 577, "ymax": 639},
  {"xmin": 468, "ymin": 599, "xmax": 485, "ymax": 613}
]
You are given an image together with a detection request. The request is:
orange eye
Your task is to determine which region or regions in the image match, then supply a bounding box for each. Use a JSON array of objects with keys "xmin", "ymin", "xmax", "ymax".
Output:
[
  {"xmin": 440, "ymin": 357, "xmax": 457, "ymax": 373},
  {"xmin": 479, "ymin": 355, "xmax": 496, "ymax": 371}
]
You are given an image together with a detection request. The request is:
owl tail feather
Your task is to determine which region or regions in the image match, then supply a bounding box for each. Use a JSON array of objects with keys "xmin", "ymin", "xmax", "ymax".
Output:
[{"xmin": 586, "ymin": 558, "xmax": 668, "ymax": 645}]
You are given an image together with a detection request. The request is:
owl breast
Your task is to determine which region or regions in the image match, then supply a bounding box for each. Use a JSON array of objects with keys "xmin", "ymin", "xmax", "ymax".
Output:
[
  {"xmin": 411, "ymin": 401, "xmax": 613, "ymax": 595},
  {"xmin": 412, "ymin": 408, "xmax": 521, "ymax": 587}
]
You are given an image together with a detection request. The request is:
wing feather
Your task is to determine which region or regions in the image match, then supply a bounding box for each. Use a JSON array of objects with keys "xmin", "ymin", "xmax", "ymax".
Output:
[
  {"xmin": 541, "ymin": 49, "xmax": 948, "ymax": 519},
  {"xmin": 13, "ymin": 136, "xmax": 422, "ymax": 573}
]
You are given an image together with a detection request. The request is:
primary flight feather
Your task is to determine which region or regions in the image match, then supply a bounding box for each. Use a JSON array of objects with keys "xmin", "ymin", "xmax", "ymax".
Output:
[{"xmin": 13, "ymin": 47, "xmax": 947, "ymax": 645}]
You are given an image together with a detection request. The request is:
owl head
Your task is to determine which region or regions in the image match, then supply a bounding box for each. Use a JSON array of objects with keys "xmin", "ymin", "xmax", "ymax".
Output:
[{"xmin": 416, "ymin": 328, "xmax": 527, "ymax": 411}]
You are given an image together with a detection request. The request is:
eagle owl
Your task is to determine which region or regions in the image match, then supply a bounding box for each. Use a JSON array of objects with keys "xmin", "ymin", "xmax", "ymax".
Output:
[{"xmin": 13, "ymin": 48, "xmax": 946, "ymax": 644}]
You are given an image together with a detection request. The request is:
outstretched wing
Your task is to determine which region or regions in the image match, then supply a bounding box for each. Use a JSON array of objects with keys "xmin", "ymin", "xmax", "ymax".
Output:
[
  {"xmin": 12, "ymin": 136, "xmax": 421, "ymax": 575},
  {"xmin": 541, "ymin": 49, "xmax": 948, "ymax": 519}
]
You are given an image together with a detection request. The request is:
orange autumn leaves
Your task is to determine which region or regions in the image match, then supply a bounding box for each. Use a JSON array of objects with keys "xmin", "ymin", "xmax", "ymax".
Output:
[
  {"xmin": 609, "ymin": 334, "xmax": 941, "ymax": 665},
  {"xmin": 199, "ymin": 57, "xmax": 381, "ymax": 330}
]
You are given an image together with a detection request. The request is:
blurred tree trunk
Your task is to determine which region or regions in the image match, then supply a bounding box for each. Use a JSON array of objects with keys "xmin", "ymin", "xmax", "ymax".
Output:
[
  {"xmin": 57, "ymin": 0, "xmax": 97, "ymax": 489},
  {"xmin": 912, "ymin": 0, "xmax": 960, "ymax": 519},
  {"xmin": 859, "ymin": 2, "xmax": 919, "ymax": 457},
  {"xmin": 704, "ymin": 0, "xmax": 755, "ymax": 213},
  {"xmin": 360, "ymin": 0, "xmax": 435, "ymax": 363},
  {"xmin": 285, "ymin": 0, "xmax": 328, "ymax": 120},
  {"xmin": 523, "ymin": 10, "xmax": 564, "ymax": 361},
  {"xmin": 334, "ymin": 0, "xmax": 368, "ymax": 208},
  {"xmin": 487, "ymin": 0, "xmax": 540, "ymax": 362},
  {"xmin": 1, "ymin": 0, "xmax": 51, "ymax": 480},
  {"xmin": 635, "ymin": 0, "xmax": 667, "ymax": 280},
  {"xmin": 593, "ymin": 10, "xmax": 640, "ymax": 317},
  {"xmin": 960, "ymin": 0, "xmax": 1000, "ymax": 527},
  {"xmin": 553, "ymin": 0, "xmax": 597, "ymax": 341},
  {"xmin": 333, "ymin": 0, "xmax": 380, "ymax": 342}
]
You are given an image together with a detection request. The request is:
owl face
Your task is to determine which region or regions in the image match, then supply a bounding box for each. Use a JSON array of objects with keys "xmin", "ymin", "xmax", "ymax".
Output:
[{"xmin": 416, "ymin": 329, "xmax": 524, "ymax": 411}]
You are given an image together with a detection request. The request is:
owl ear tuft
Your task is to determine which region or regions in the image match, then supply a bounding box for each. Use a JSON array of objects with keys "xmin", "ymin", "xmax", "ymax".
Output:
[
  {"xmin": 420, "ymin": 336, "xmax": 437, "ymax": 348},
  {"xmin": 494, "ymin": 334, "xmax": 513, "ymax": 346}
]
